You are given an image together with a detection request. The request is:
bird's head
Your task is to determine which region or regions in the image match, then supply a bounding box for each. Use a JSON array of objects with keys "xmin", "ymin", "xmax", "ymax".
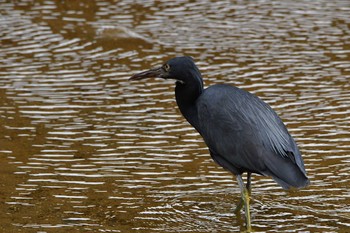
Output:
[{"xmin": 129, "ymin": 56, "xmax": 201, "ymax": 85}]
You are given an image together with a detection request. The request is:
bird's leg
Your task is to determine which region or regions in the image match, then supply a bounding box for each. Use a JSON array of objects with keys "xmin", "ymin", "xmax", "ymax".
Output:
[
  {"xmin": 234, "ymin": 172, "xmax": 252, "ymax": 213},
  {"xmin": 246, "ymin": 172, "xmax": 252, "ymax": 194},
  {"xmin": 236, "ymin": 174, "xmax": 252, "ymax": 232},
  {"xmin": 234, "ymin": 198, "xmax": 244, "ymax": 213}
]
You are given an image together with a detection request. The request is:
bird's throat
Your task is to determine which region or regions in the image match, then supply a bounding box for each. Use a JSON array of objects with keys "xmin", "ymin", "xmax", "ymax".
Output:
[{"xmin": 175, "ymin": 80, "xmax": 203, "ymax": 131}]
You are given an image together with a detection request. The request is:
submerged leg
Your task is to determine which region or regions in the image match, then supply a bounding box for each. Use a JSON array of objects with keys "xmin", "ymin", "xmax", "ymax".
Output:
[
  {"xmin": 234, "ymin": 172, "xmax": 252, "ymax": 213},
  {"xmin": 234, "ymin": 198, "xmax": 244, "ymax": 213},
  {"xmin": 236, "ymin": 174, "xmax": 251, "ymax": 231}
]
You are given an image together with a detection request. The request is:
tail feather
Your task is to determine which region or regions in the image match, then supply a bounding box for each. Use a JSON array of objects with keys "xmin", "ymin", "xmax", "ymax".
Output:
[
  {"xmin": 267, "ymin": 170, "xmax": 309, "ymax": 190},
  {"xmin": 263, "ymin": 153, "xmax": 309, "ymax": 190}
]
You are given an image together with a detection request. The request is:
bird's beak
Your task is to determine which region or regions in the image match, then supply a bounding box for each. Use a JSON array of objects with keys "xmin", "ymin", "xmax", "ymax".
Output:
[{"xmin": 129, "ymin": 67, "xmax": 163, "ymax": 81}]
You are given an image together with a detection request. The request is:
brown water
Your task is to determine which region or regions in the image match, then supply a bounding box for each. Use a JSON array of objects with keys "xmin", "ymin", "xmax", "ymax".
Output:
[{"xmin": 1, "ymin": 0, "xmax": 349, "ymax": 232}]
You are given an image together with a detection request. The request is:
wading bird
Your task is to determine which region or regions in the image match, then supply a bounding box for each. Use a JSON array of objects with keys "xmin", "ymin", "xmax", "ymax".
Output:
[{"xmin": 129, "ymin": 56, "xmax": 309, "ymax": 231}]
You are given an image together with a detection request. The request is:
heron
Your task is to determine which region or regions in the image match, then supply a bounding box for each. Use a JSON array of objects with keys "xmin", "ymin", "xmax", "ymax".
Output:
[{"xmin": 129, "ymin": 56, "xmax": 309, "ymax": 231}]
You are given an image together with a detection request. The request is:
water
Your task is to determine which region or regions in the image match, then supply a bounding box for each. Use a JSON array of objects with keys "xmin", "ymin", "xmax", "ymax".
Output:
[{"xmin": 1, "ymin": 0, "xmax": 349, "ymax": 232}]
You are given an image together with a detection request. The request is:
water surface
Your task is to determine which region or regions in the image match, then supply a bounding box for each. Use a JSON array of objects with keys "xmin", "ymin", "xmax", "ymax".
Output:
[{"xmin": 0, "ymin": 0, "xmax": 349, "ymax": 232}]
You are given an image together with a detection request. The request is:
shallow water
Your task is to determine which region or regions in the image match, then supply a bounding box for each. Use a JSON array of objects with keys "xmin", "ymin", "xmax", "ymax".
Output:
[{"xmin": 0, "ymin": 0, "xmax": 349, "ymax": 232}]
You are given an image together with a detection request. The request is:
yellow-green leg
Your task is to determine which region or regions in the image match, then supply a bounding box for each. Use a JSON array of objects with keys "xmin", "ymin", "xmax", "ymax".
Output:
[
  {"xmin": 234, "ymin": 172, "xmax": 251, "ymax": 213},
  {"xmin": 236, "ymin": 173, "xmax": 252, "ymax": 232}
]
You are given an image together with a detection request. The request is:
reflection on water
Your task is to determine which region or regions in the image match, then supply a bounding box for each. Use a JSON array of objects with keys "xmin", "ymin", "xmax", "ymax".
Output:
[{"xmin": 0, "ymin": 0, "xmax": 349, "ymax": 232}]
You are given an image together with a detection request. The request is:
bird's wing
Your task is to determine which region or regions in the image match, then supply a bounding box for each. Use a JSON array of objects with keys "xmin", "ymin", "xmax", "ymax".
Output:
[{"xmin": 196, "ymin": 84, "xmax": 306, "ymax": 177}]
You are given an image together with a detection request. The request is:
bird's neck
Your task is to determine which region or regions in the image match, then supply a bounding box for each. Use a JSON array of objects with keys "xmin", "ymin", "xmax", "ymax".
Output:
[{"xmin": 175, "ymin": 74, "xmax": 203, "ymax": 131}]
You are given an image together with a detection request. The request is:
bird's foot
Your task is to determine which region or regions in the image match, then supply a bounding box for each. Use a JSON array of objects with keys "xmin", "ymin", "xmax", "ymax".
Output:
[{"xmin": 234, "ymin": 198, "xmax": 243, "ymax": 213}]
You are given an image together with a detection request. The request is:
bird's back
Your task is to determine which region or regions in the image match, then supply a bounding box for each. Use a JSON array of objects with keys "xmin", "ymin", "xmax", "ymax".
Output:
[{"xmin": 196, "ymin": 84, "xmax": 308, "ymax": 189}]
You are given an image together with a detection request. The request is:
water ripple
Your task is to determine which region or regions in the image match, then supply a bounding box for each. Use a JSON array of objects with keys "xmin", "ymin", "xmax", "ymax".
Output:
[{"xmin": 0, "ymin": 0, "xmax": 349, "ymax": 232}]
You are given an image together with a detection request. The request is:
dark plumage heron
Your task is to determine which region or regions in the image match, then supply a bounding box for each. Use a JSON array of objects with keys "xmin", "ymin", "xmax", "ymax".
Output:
[{"xmin": 129, "ymin": 56, "xmax": 309, "ymax": 231}]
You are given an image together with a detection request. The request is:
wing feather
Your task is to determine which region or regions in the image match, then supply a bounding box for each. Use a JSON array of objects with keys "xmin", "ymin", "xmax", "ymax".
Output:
[{"xmin": 196, "ymin": 84, "xmax": 307, "ymax": 182}]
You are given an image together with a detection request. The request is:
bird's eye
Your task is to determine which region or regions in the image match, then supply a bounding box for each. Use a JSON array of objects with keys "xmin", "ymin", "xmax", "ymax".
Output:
[{"xmin": 163, "ymin": 63, "xmax": 170, "ymax": 71}]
